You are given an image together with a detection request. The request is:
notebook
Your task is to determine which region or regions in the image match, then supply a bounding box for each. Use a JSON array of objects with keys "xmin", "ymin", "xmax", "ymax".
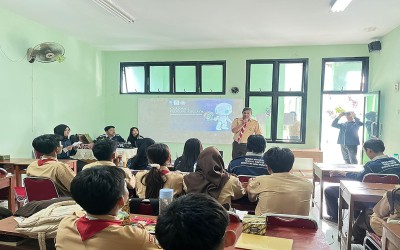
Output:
[{"xmin": 235, "ymin": 233, "xmax": 293, "ymax": 250}]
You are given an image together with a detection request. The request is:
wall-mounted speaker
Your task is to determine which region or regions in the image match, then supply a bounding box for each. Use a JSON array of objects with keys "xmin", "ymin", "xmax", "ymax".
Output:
[{"xmin": 368, "ymin": 41, "xmax": 381, "ymax": 53}]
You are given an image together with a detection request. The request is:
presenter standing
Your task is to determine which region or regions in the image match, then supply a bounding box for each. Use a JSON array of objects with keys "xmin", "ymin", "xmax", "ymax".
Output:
[{"xmin": 231, "ymin": 107, "xmax": 262, "ymax": 159}]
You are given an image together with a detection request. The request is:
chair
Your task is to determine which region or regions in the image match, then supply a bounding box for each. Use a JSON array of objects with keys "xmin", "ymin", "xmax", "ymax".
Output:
[
  {"xmin": 23, "ymin": 177, "xmax": 59, "ymax": 202},
  {"xmin": 14, "ymin": 187, "xmax": 28, "ymax": 207},
  {"xmin": 362, "ymin": 174, "xmax": 399, "ymax": 184},
  {"xmin": 262, "ymin": 213, "xmax": 318, "ymax": 230},
  {"xmin": 363, "ymin": 231, "xmax": 382, "ymax": 250},
  {"xmin": 227, "ymin": 211, "xmax": 241, "ymax": 223},
  {"xmin": 238, "ymin": 175, "xmax": 256, "ymax": 184},
  {"xmin": 129, "ymin": 198, "xmax": 159, "ymax": 215}
]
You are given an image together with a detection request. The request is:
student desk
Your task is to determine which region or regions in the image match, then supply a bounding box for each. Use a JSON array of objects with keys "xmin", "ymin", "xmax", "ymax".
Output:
[
  {"xmin": 338, "ymin": 181, "xmax": 395, "ymax": 250},
  {"xmin": 382, "ymin": 223, "xmax": 400, "ymax": 250},
  {"xmin": 225, "ymin": 221, "xmax": 330, "ymax": 250},
  {"xmin": 72, "ymin": 148, "xmax": 137, "ymax": 167},
  {"xmin": 291, "ymin": 149, "xmax": 324, "ymax": 163},
  {"xmin": 0, "ymin": 159, "xmax": 77, "ymax": 187},
  {"xmin": 0, "ymin": 175, "xmax": 16, "ymax": 213},
  {"xmin": 313, "ymin": 163, "xmax": 363, "ymax": 219}
]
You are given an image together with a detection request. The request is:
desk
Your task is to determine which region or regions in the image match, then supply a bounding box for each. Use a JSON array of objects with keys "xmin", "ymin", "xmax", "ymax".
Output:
[
  {"xmin": 0, "ymin": 175, "xmax": 16, "ymax": 213},
  {"xmin": 0, "ymin": 159, "xmax": 77, "ymax": 187},
  {"xmin": 382, "ymin": 223, "xmax": 400, "ymax": 250},
  {"xmin": 225, "ymin": 222, "xmax": 330, "ymax": 250},
  {"xmin": 292, "ymin": 149, "xmax": 324, "ymax": 163},
  {"xmin": 72, "ymin": 148, "xmax": 137, "ymax": 166},
  {"xmin": 313, "ymin": 163, "xmax": 363, "ymax": 219},
  {"xmin": 338, "ymin": 181, "xmax": 396, "ymax": 250}
]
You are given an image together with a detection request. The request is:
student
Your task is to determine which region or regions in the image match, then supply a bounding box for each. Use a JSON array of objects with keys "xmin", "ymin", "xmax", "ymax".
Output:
[
  {"xmin": 325, "ymin": 139, "xmax": 400, "ymax": 223},
  {"xmin": 174, "ymin": 138, "xmax": 203, "ymax": 172},
  {"xmin": 53, "ymin": 124, "xmax": 76, "ymax": 159},
  {"xmin": 82, "ymin": 140, "xmax": 135, "ymax": 189},
  {"xmin": 127, "ymin": 127, "xmax": 144, "ymax": 148},
  {"xmin": 155, "ymin": 193, "xmax": 236, "ymax": 250},
  {"xmin": 135, "ymin": 143, "xmax": 183, "ymax": 198},
  {"xmin": 55, "ymin": 167, "xmax": 160, "ymax": 250},
  {"xmin": 27, "ymin": 134, "xmax": 76, "ymax": 196},
  {"xmin": 128, "ymin": 138, "xmax": 155, "ymax": 170},
  {"xmin": 183, "ymin": 147, "xmax": 245, "ymax": 209},
  {"xmin": 96, "ymin": 126, "xmax": 125, "ymax": 143},
  {"xmin": 247, "ymin": 147, "xmax": 313, "ymax": 216},
  {"xmin": 227, "ymin": 134, "xmax": 268, "ymax": 176}
]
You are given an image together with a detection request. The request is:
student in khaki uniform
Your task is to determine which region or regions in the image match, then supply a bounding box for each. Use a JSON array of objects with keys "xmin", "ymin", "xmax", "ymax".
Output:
[
  {"xmin": 27, "ymin": 134, "xmax": 75, "ymax": 196},
  {"xmin": 183, "ymin": 147, "xmax": 245, "ymax": 209},
  {"xmin": 56, "ymin": 167, "xmax": 160, "ymax": 250},
  {"xmin": 247, "ymin": 147, "xmax": 313, "ymax": 216},
  {"xmin": 135, "ymin": 143, "xmax": 183, "ymax": 198},
  {"xmin": 155, "ymin": 193, "xmax": 237, "ymax": 250},
  {"xmin": 82, "ymin": 140, "xmax": 135, "ymax": 189}
]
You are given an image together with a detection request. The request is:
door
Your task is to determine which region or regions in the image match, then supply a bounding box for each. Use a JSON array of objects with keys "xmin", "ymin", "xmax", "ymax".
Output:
[{"xmin": 361, "ymin": 91, "xmax": 380, "ymax": 163}]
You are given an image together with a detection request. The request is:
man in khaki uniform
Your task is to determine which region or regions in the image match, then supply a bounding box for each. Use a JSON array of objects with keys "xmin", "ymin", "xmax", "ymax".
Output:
[
  {"xmin": 247, "ymin": 147, "xmax": 313, "ymax": 216},
  {"xmin": 83, "ymin": 140, "xmax": 135, "ymax": 189},
  {"xmin": 56, "ymin": 167, "xmax": 160, "ymax": 250},
  {"xmin": 27, "ymin": 134, "xmax": 75, "ymax": 196},
  {"xmin": 231, "ymin": 107, "xmax": 262, "ymax": 159}
]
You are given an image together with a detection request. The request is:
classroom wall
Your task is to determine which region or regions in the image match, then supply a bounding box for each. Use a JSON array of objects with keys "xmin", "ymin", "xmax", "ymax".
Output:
[
  {"xmin": 369, "ymin": 25, "xmax": 400, "ymax": 156},
  {"xmin": 0, "ymin": 8, "xmax": 104, "ymax": 157},
  {"xmin": 103, "ymin": 45, "xmax": 369, "ymax": 162}
]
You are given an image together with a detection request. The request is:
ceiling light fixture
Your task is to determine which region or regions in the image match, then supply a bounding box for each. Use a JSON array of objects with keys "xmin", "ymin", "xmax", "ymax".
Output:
[
  {"xmin": 331, "ymin": 0, "xmax": 353, "ymax": 12},
  {"xmin": 92, "ymin": 0, "xmax": 135, "ymax": 23}
]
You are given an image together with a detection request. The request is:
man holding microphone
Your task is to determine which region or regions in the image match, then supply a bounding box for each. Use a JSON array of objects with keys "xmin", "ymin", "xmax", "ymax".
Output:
[{"xmin": 231, "ymin": 107, "xmax": 262, "ymax": 159}]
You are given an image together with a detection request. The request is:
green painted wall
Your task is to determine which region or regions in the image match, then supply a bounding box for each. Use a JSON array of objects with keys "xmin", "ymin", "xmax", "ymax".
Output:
[
  {"xmin": 103, "ymin": 45, "xmax": 369, "ymax": 162},
  {"xmin": 0, "ymin": 8, "xmax": 105, "ymax": 157},
  {"xmin": 369, "ymin": 25, "xmax": 400, "ymax": 156}
]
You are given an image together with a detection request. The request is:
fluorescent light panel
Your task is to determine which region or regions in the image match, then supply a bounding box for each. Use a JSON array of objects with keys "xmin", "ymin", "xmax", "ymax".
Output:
[
  {"xmin": 92, "ymin": 0, "xmax": 135, "ymax": 23},
  {"xmin": 331, "ymin": 0, "xmax": 353, "ymax": 12}
]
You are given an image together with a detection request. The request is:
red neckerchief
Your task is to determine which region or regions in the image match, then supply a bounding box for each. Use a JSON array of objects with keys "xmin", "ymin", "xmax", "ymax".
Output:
[
  {"xmin": 37, "ymin": 158, "xmax": 55, "ymax": 166},
  {"xmin": 76, "ymin": 216, "xmax": 121, "ymax": 241},
  {"xmin": 160, "ymin": 169, "xmax": 170, "ymax": 175}
]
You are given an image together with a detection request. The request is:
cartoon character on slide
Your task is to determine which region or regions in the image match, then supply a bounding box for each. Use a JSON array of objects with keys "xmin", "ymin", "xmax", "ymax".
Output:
[{"xmin": 213, "ymin": 103, "xmax": 233, "ymax": 130}]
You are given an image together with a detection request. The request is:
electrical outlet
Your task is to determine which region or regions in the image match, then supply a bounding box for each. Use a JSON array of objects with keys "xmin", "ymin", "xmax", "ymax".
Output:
[{"xmin": 395, "ymin": 83, "xmax": 400, "ymax": 92}]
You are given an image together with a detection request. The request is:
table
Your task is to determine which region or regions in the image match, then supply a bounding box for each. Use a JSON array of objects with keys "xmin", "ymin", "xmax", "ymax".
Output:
[
  {"xmin": 0, "ymin": 159, "xmax": 77, "ymax": 187},
  {"xmin": 225, "ymin": 221, "xmax": 330, "ymax": 250},
  {"xmin": 0, "ymin": 175, "xmax": 16, "ymax": 213},
  {"xmin": 382, "ymin": 223, "xmax": 400, "ymax": 250},
  {"xmin": 338, "ymin": 181, "xmax": 396, "ymax": 250},
  {"xmin": 71, "ymin": 148, "xmax": 137, "ymax": 166},
  {"xmin": 292, "ymin": 149, "xmax": 324, "ymax": 163},
  {"xmin": 313, "ymin": 163, "xmax": 363, "ymax": 218}
]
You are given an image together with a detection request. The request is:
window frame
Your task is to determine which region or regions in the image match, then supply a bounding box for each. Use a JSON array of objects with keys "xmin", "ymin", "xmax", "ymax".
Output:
[
  {"xmin": 245, "ymin": 59, "xmax": 308, "ymax": 144},
  {"xmin": 120, "ymin": 61, "xmax": 226, "ymax": 95}
]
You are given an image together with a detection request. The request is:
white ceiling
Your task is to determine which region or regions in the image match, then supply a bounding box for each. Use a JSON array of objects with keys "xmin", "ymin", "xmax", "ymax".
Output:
[{"xmin": 1, "ymin": 0, "xmax": 400, "ymax": 51}]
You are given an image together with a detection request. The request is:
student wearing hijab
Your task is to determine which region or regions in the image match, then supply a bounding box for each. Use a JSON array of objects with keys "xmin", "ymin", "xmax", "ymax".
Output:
[
  {"xmin": 54, "ymin": 124, "xmax": 76, "ymax": 159},
  {"xmin": 127, "ymin": 127, "xmax": 144, "ymax": 148},
  {"xmin": 128, "ymin": 138, "xmax": 155, "ymax": 170},
  {"xmin": 183, "ymin": 147, "xmax": 245, "ymax": 209}
]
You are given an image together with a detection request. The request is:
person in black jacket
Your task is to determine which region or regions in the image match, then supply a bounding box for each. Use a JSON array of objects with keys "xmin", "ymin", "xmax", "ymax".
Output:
[
  {"xmin": 127, "ymin": 127, "xmax": 144, "ymax": 148},
  {"xmin": 96, "ymin": 126, "xmax": 125, "ymax": 143},
  {"xmin": 54, "ymin": 124, "xmax": 76, "ymax": 159},
  {"xmin": 324, "ymin": 139, "xmax": 400, "ymax": 223},
  {"xmin": 332, "ymin": 111, "xmax": 364, "ymax": 164}
]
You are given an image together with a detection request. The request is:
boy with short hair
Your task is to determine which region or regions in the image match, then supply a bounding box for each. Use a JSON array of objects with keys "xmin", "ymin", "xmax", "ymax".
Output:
[
  {"xmin": 56, "ymin": 167, "xmax": 160, "ymax": 250},
  {"xmin": 155, "ymin": 193, "xmax": 236, "ymax": 250},
  {"xmin": 27, "ymin": 134, "xmax": 75, "ymax": 196},
  {"xmin": 82, "ymin": 140, "xmax": 135, "ymax": 189}
]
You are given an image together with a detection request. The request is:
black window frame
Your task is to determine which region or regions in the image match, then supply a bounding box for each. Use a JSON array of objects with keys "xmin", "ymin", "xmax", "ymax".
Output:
[
  {"xmin": 245, "ymin": 59, "xmax": 308, "ymax": 144},
  {"xmin": 120, "ymin": 61, "xmax": 226, "ymax": 95}
]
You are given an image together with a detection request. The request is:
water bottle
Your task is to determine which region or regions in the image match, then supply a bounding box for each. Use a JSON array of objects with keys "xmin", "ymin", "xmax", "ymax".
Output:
[{"xmin": 159, "ymin": 188, "xmax": 173, "ymax": 215}]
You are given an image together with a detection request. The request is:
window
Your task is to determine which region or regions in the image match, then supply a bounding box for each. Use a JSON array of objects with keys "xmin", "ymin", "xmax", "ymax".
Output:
[
  {"xmin": 120, "ymin": 61, "xmax": 225, "ymax": 94},
  {"xmin": 322, "ymin": 57, "xmax": 369, "ymax": 92},
  {"xmin": 246, "ymin": 59, "xmax": 308, "ymax": 143}
]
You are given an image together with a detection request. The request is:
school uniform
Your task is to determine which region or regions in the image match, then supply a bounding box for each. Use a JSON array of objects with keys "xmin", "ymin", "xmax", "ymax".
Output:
[
  {"xmin": 83, "ymin": 161, "xmax": 135, "ymax": 189},
  {"xmin": 248, "ymin": 172, "xmax": 313, "ymax": 216},
  {"xmin": 135, "ymin": 170, "xmax": 184, "ymax": 198},
  {"xmin": 231, "ymin": 118, "xmax": 262, "ymax": 159},
  {"xmin": 26, "ymin": 156, "xmax": 75, "ymax": 196},
  {"xmin": 55, "ymin": 213, "xmax": 160, "ymax": 250},
  {"xmin": 213, "ymin": 175, "xmax": 245, "ymax": 206},
  {"xmin": 227, "ymin": 152, "xmax": 268, "ymax": 176}
]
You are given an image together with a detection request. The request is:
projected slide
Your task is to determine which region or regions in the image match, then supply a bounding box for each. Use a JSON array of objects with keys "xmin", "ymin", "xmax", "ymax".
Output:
[{"xmin": 138, "ymin": 98, "xmax": 244, "ymax": 144}]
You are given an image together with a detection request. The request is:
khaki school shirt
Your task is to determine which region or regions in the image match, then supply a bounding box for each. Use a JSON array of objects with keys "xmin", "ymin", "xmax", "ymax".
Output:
[
  {"xmin": 55, "ymin": 214, "xmax": 161, "ymax": 250},
  {"xmin": 26, "ymin": 157, "xmax": 75, "ymax": 196},
  {"xmin": 247, "ymin": 172, "xmax": 313, "ymax": 216},
  {"xmin": 83, "ymin": 161, "xmax": 135, "ymax": 189},
  {"xmin": 231, "ymin": 118, "xmax": 262, "ymax": 143},
  {"xmin": 135, "ymin": 171, "xmax": 184, "ymax": 198},
  {"xmin": 183, "ymin": 175, "xmax": 245, "ymax": 207}
]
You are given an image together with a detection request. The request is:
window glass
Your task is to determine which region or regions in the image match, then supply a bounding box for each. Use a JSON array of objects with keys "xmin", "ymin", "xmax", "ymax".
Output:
[
  {"xmin": 249, "ymin": 64, "xmax": 273, "ymax": 92},
  {"xmin": 175, "ymin": 66, "xmax": 196, "ymax": 92},
  {"xmin": 201, "ymin": 65, "xmax": 223, "ymax": 93},
  {"xmin": 278, "ymin": 63, "xmax": 303, "ymax": 91},
  {"xmin": 248, "ymin": 96, "xmax": 272, "ymax": 139},
  {"xmin": 121, "ymin": 66, "xmax": 145, "ymax": 93},
  {"xmin": 276, "ymin": 96, "xmax": 302, "ymax": 141},
  {"xmin": 150, "ymin": 66, "xmax": 170, "ymax": 92},
  {"xmin": 323, "ymin": 61, "xmax": 363, "ymax": 91}
]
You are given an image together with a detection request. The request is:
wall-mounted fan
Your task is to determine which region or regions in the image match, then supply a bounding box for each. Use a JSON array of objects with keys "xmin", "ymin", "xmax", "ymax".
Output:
[{"xmin": 27, "ymin": 42, "xmax": 65, "ymax": 63}]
